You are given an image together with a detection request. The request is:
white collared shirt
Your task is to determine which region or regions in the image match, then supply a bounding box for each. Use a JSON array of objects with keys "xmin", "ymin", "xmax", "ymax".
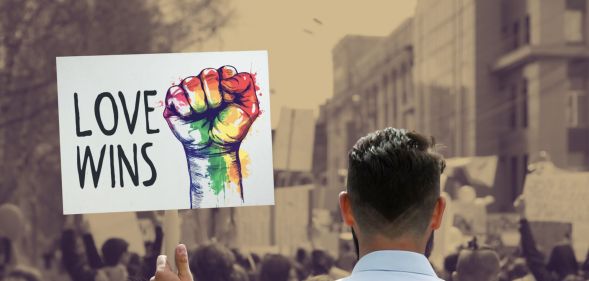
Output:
[{"xmin": 337, "ymin": 250, "xmax": 444, "ymax": 281}]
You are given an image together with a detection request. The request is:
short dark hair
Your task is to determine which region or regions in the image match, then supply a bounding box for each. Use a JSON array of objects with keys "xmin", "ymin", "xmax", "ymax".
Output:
[
  {"xmin": 346, "ymin": 128, "xmax": 445, "ymax": 238},
  {"xmin": 101, "ymin": 238, "xmax": 129, "ymax": 266}
]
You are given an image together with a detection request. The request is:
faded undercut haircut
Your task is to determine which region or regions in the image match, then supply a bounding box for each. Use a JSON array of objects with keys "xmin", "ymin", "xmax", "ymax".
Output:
[{"xmin": 346, "ymin": 128, "xmax": 446, "ymax": 239}]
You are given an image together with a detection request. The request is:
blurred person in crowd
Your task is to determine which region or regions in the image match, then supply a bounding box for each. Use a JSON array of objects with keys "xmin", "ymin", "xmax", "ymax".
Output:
[
  {"xmin": 2, "ymin": 266, "xmax": 42, "ymax": 281},
  {"xmin": 311, "ymin": 250, "xmax": 334, "ymax": 276},
  {"xmin": 296, "ymin": 248, "xmax": 312, "ymax": 280},
  {"xmin": 310, "ymin": 249, "xmax": 348, "ymax": 279},
  {"xmin": 95, "ymin": 237, "xmax": 130, "ymax": 281},
  {"xmin": 546, "ymin": 233, "xmax": 579, "ymax": 281},
  {"xmin": 189, "ymin": 242, "xmax": 238, "ymax": 281},
  {"xmin": 336, "ymin": 243, "xmax": 356, "ymax": 272},
  {"xmin": 231, "ymin": 263, "xmax": 250, "ymax": 281},
  {"xmin": 451, "ymin": 238, "xmax": 500, "ymax": 281},
  {"xmin": 443, "ymin": 251, "xmax": 459, "ymax": 281},
  {"xmin": 258, "ymin": 254, "xmax": 298, "ymax": 281},
  {"xmin": 0, "ymin": 237, "xmax": 11, "ymax": 279},
  {"xmin": 141, "ymin": 221, "xmax": 164, "ymax": 281},
  {"xmin": 0, "ymin": 203, "xmax": 38, "ymax": 280},
  {"xmin": 306, "ymin": 274, "xmax": 335, "ymax": 281},
  {"xmin": 337, "ymin": 128, "xmax": 446, "ymax": 281},
  {"xmin": 516, "ymin": 196, "xmax": 584, "ymax": 281},
  {"xmin": 61, "ymin": 216, "xmax": 134, "ymax": 281},
  {"xmin": 508, "ymin": 258, "xmax": 534, "ymax": 281}
]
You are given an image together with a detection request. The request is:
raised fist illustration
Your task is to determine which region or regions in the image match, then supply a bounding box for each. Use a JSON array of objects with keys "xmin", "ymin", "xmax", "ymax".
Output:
[{"xmin": 163, "ymin": 66, "xmax": 260, "ymax": 208}]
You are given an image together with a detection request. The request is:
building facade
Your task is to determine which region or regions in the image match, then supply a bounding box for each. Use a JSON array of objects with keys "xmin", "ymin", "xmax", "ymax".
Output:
[
  {"xmin": 324, "ymin": 0, "xmax": 589, "ymax": 211},
  {"xmin": 325, "ymin": 20, "xmax": 414, "ymax": 190},
  {"xmin": 415, "ymin": 0, "xmax": 589, "ymax": 210}
]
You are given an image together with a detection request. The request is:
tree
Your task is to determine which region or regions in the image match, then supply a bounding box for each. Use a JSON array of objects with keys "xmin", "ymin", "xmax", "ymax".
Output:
[{"xmin": 0, "ymin": 0, "xmax": 231, "ymax": 264}]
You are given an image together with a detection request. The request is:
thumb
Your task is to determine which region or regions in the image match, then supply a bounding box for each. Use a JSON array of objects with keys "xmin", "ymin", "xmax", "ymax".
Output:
[
  {"xmin": 220, "ymin": 73, "xmax": 253, "ymax": 94},
  {"xmin": 175, "ymin": 244, "xmax": 193, "ymax": 281}
]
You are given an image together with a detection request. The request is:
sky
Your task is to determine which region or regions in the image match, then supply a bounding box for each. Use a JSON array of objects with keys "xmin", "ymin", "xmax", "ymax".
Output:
[{"xmin": 187, "ymin": 1, "xmax": 417, "ymax": 128}]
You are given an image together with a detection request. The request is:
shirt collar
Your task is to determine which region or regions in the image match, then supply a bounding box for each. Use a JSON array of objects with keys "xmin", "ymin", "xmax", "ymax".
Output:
[{"xmin": 352, "ymin": 250, "xmax": 437, "ymax": 277}]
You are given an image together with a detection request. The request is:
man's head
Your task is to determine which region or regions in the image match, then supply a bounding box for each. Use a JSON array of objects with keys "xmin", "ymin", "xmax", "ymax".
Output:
[
  {"xmin": 339, "ymin": 128, "xmax": 446, "ymax": 253},
  {"xmin": 101, "ymin": 238, "xmax": 129, "ymax": 266}
]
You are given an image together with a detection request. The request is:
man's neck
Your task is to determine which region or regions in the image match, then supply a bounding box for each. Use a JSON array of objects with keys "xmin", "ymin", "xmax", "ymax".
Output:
[{"xmin": 359, "ymin": 233, "xmax": 425, "ymax": 259}]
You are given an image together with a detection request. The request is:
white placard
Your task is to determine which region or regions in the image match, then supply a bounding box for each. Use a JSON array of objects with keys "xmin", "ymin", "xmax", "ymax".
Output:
[{"xmin": 57, "ymin": 51, "xmax": 275, "ymax": 214}]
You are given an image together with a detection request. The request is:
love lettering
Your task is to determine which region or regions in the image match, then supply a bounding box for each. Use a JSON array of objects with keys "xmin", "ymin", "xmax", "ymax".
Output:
[{"xmin": 74, "ymin": 91, "xmax": 159, "ymax": 189}]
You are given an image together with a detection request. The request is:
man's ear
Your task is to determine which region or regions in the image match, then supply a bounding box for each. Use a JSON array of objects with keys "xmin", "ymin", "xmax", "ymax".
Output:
[
  {"xmin": 339, "ymin": 191, "xmax": 355, "ymax": 226},
  {"xmin": 430, "ymin": 196, "xmax": 446, "ymax": 230}
]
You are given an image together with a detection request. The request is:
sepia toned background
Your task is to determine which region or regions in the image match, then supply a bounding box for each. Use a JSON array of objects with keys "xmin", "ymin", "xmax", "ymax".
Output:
[{"xmin": 1, "ymin": 0, "xmax": 589, "ymax": 281}]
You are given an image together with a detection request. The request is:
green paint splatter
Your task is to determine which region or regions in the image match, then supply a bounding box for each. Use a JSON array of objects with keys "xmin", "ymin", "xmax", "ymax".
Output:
[
  {"xmin": 189, "ymin": 119, "xmax": 210, "ymax": 146},
  {"xmin": 208, "ymin": 155, "xmax": 228, "ymax": 195}
]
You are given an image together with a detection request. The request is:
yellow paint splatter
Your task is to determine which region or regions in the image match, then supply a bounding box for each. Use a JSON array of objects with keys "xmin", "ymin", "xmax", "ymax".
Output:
[{"xmin": 239, "ymin": 150, "xmax": 250, "ymax": 178}]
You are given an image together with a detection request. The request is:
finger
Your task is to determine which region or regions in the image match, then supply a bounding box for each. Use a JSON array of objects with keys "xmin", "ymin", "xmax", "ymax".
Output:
[
  {"xmin": 218, "ymin": 66, "xmax": 238, "ymax": 102},
  {"xmin": 218, "ymin": 65, "xmax": 238, "ymax": 79},
  {"xmin": 210, "ymin": 105, "xmax": 253, "ymax": 144},
  {"xmin": 200, "ymin": 68, "xmax": 222, "ymax": 109},
  {"xmin": 154, "ymin": 256, "xmax": 175, "ymax": 281},
  {"xmin": 220, "ymin": 73, "xmax": 260, "ymax": 118},
  {"xmin": 181, "ymin": 76, "xmax": 207, "ymax": 113},
  {"xmin": 164, "ymin": 86, "xmax": 192, "ymax": 118},
  {"xmin": 175, "ymin": 244, "xmax": 193, "ymax": 281},
  {"xmin": 156, "ymin": 255, "xmax": 171, "ymax": 273},
  {"xmin": 220, "ymin": 73, "xmax": 253, "ymax": 94}
]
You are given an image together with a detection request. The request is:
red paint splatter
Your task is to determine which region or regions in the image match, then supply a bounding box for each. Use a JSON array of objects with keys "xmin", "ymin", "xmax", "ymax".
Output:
[{"xmin": 251, "ymin": 72, "xmax": 261, "ymax": 92}]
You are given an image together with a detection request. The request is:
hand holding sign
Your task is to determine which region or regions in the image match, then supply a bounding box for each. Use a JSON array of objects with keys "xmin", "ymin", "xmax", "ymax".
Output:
[{"xmin": 163, "ymin": 66, "xmax": 260, "ymax": 208}]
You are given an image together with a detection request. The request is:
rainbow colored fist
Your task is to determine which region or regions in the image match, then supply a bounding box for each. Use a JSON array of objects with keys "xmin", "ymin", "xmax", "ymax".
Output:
[{"xmin": 163, "ymin": 66, "xmax": 260, "ymax": 208}]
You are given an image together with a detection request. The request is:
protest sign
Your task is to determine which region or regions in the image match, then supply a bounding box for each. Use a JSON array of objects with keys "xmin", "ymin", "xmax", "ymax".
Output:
[
  {"xmin": 523, "ymin": 172, "xmax": 589, "ymax": 222},
  {"xmin": 57, "ymin": 51, "xmax": 275, "ymax": 214},
  {"xmin": 523, "ymin": 171, "xmax": 589, "ymax": 259}
]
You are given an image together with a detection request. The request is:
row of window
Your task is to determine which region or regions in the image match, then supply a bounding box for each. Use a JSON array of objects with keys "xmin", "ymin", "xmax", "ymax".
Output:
[{"xmin": 502, "ymin": 0, "xmax": 586, "ymax": 52}]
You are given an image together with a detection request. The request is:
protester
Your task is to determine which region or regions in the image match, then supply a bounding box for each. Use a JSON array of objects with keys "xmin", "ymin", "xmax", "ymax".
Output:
[
  {"xmin": 94, "ymin": 237, "xmax": 130, "ymax": 281},
  {"xmin": 0, "ymin": 204, "xmax": 31, "ymax": 276},
  {"xmin": 306, "ymin": 275, "xmax": 335, "ymax": 281},
  {"xmin": 258, "ymin": 254, "xmax": 298, "ymax": 281},
  {"xmin": 451, "ymin": 238, "xmax": 501, "ymax": 281},
  {"xmin": 336, "ymin": 128, "xmax": 446, "ymax": 280},
  {"xmin": 1, "ymin": 266, "xmax": 42, "ymax": 281},
  {"xmin": 516, "ymin": 195, "xmax": 584, "ymax": 281},
  {"xmin": 60, "ymin": 220, "xmax": 99, "ymax": 281},
  {"xmin": 189, "ymin": 242, "xmax": 240, "ymax": 281},
  {"xmin": 335, "ymin": 243, "xmax": 356, "ymax": 272}
]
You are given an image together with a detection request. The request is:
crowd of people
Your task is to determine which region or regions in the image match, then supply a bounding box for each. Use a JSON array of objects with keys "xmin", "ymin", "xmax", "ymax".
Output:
[{"xmin": 1, "ymin": 128, "xmax": 589, "ymax": 281}]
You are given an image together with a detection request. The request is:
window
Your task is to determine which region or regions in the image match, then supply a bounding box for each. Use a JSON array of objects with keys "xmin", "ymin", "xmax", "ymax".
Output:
[
  {"xmin": 511, "ymin": 156, "xmax": 519, "ymax": 201},
  {"xmin": 565, "ymin": 0, "xmax": 586, "ymax": 43},
  {"xmin": 512, "ymin": 21, "xmax": 520, "ymax": 49},
  {"xmin": 510, "ymin": 84, "xmax": 517, "ymax": 128},
  {"xmin": 523, "ymin": 154, "xmax": 529, "ymax": 176},
  {"xmin": 524, "ymin": 15, "xmax": 531, "ymax": 45},
  {"xmin": 391, "ymin": 71, "xmax": 397, "ymax": 122},
  {"xmin": 567, "ymin": 90, "xmax": 588, "ymax": 127},
  {"xmin": 382, "ymin": 76, "xmax": 389, "ymax": 124},
  {"xmin": 567, "ymin": 60, "xmax": 588, "ymax": 127},
  {"xmin": 401, "ymin": 65, "xmax": 408, "ymax": 103},
  {"xmin": 521, "ymin": 79, "xmax": 528, "ymax": 128}
]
